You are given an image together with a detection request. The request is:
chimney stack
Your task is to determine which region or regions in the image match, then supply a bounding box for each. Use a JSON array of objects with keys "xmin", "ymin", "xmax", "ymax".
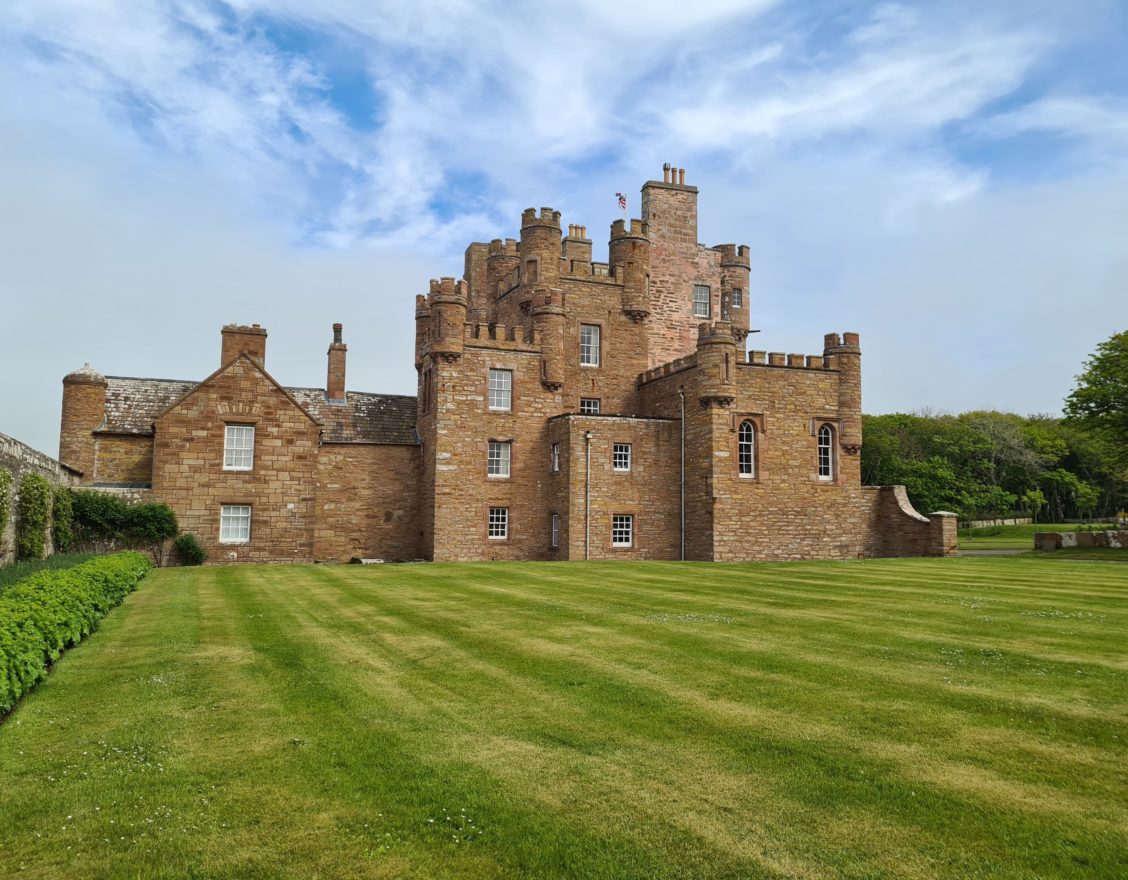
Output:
[
  {"xmin": 220, "ymin": 323, "xmax": 267, "ymax": 367},
  {"xmin": 327, "ymin": 322, "xmax": 347, "ymax": 401}
]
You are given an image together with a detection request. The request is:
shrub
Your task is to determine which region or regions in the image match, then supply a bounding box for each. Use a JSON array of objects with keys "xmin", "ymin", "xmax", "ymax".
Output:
[
  {"xmin": 52, "ymin": 487, "xmax": 74, "ymax": 553},
  {"xmin": 16, "ymin": 474, "xmax": 52, "ymax": 561},
  {"xmin": 0, "ymin": 551, "xmax": 151, "ymax": 714},
  {"xmin": 173, "ymin": 533, "xmax": 208, "ymax": 566},
  {"xmin": 0, "ymin": 468, "xmax": 11, "ymax": 541},
  {"xmin": 70, "ymin": 491, "xmax": 179, "ymax": 564},
  {"xmin": 0, "ymin": 554, "xmax": 95, "ymax": 596}
]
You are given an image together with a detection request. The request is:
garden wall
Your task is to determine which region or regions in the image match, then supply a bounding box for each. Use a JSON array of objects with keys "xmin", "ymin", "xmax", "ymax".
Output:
[{"xmin": 0, "ymin": 432, "xmax": 81, "ymax": 565}]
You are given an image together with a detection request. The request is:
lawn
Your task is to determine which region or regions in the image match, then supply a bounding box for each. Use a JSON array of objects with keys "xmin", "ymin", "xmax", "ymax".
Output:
[{"xmin": 1, "ymin": 559, "xmax": 1125, "ymax": 879}]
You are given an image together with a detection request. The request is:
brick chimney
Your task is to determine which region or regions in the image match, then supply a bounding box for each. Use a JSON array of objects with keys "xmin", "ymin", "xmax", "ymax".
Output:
[
  {"xmin": 221, "ymin": 324, "xmax": 267, "ymax": 367},
  {"xmin": 327, "ymin": 323, "xmax": 347, "ymax": 401}
]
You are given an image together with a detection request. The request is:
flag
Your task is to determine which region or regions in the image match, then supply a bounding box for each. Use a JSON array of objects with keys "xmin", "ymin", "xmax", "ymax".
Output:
[{"xmin": 615, "ymin": 192, "xmax": 627, "ymax": 210}]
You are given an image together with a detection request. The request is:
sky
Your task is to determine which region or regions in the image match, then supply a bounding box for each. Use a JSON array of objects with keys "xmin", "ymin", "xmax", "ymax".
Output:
[{"xmin": 1, "ymin": 0, "xmax": 1126, "ymax": 457}]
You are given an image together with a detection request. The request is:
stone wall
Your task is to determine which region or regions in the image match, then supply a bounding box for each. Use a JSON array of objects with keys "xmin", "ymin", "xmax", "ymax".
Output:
[
  {"xmin": 1035, "ymin": 531, "xmax": 1128, "ymax": 551},
  {"xmin": 0, "ymin": 431, "xmax": 81, "ymax": 565},
  {"xmin": 93, "ymin": 434, "xmax": 154, "ymax": 485},
  {"xmin": 314, "ymin": 443, "xmax": 421, "ymax": 562}
]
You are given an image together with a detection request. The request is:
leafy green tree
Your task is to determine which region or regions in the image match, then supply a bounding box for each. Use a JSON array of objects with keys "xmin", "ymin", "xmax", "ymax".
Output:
[{"xmin": 1064, "ymin": 330, "xmax": 1128, "ymax": 470}]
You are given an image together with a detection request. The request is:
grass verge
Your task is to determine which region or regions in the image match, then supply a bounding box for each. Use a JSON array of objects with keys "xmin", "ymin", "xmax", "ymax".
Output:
[{"xmin": 0, "ymin": 558, "xmax": 1125, "ymax": 879}]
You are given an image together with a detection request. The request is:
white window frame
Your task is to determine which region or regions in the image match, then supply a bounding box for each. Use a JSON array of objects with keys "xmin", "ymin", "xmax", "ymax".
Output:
[
  {"xmin": 488, "ymin": 369, "xmax": 512, "ymax": 411},
  {"xmin": 223, "ymin": 424, "xmax": 255, "ymax": 471},
  {"xmin": 732, "ymin": 287, "xmax": 743, "ymax": 308},
  {"xmin": 487, "ymin": 441, "xmax": 511, "ymax": 478},
  {"xmin": 550, "ymin": 442, "xmax": 560, "ymax": 473},
  {"xmin": 612, "ymin": 443, "xmax": 631, "ymax": 473},
  {"xmin": 817, "ymin": 424, "xmax": 835, "ymax": 481},
  {"xmin": 488, "ymin": 507, "xmax": 508, "ymax": 540},
  {"xmin": 551, "ymin": 513, "xmax": 560, "ymax": 548},
  {"xmin": 738, "ymin": 420, "xmax": 756, "ymax": 478},
  {"xmin": 219, "ymin": 504, "xmax": 251, "ymax": 544},
  {"xmin": 611, "ymin": 514, "xmax": 633, "ymax": 548},
  {"xmin": 579, "ymin": 398, "xmax": 600, "ymax": 415},
  {"xmin": 579, "ymin": 323, "xmax": 601, "ymax": 367},
  {"xmin": 693, "ymin": 284, "xmax": 711, "ymax": 318}
]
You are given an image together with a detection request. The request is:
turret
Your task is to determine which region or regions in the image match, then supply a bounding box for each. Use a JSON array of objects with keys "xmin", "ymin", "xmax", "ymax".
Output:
[
  {"xmin": 486, "ymin": 238, "xmax": 520, "ymax": 305},
  {"xmin": 463, "ymin": 242, "xmax": 490, "ymax": 324},
  {"xmin": 414, "ymin": 295, "xmax": 431, "ymax": 369},
  {"xmin": 427, "ymin": 277, "xmax": 466, "ymax": 361},
  {"xmin": 696, "ymin": 321, "xmax": 738, "ymax": 408},
  {"xmin": 609, "ymin": 218, "xmax": 651, "ymax": 322},
  {"xmin": 326, "ymin": 323, "xmax": 347, "ymax": 401},
  {"xmin": 824, "ymin": 332, "xmax": 862, "ymax": 453},
  {"xmin": 715, "ymin": 244, "xmax": 751, "ymax": 336},
  {"xmin": 531, "ymin": 287, "xmax": 566, "ymax": 390},
  {"xmin": 518, "ymin": 207, "xmax": 561, "ymax": 312},
  {"xmin": 60, "ymin": 363, "xmax": 107, "ymax": 480}
]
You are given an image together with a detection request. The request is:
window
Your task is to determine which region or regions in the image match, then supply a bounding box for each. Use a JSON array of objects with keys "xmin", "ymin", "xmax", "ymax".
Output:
[
  {"xmin": 612, "ymin": 514, "xmax": 633, "ymax": 548},
  {"xmin": 551, "ymin": 442, "xmax": 560, "ymax": 472},
  {"xmin": 738, "ymin": 420, "xmax": 756, "ymax": 478},
  {"xmin": 488, "ymin": 369, "xmax": 512, "ymax": 411},
  {"xmin": 612, "ymin": 443, "xmax": 631, "ymax": 472},
  {"xmin": 488, "ymin": 441, "xmax": 511, "ymax": 478},
  {"xmin": 220, "ymin": 505, "xmax": 251, "ymax": 543},
  {"xmin": 693, "ymin": 284, "xmax": 711, "ymax": 318},
  {"xmin": 580, "ymin": 323, "xmax": 600, "ymax": 366},
  {"xmin": 551, "ymin": 513, "xmax": 560, "ymax": 548},
  {"xmin": 732, "ymin": 287, "xmax": 743, "ymax": 308},
  {"xmin": 488, "ymin": 507, "xmax": 508, "ymax": 539},
  {"xmin": 223, "ymin": 424, "xmax": 254, "ymax": 470},
  {"xmin": 579, "ymin": 398, "xmax": 601, "ymax": 415},
  {"xmin": 818, "ymin": 424, "xmax": 835, "ymax": 480}
]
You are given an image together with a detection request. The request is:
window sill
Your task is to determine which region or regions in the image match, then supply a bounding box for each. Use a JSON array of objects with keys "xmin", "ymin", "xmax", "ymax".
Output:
[{"xmin": 223, "ymin": 467, "xmax": 254, "ymax": 472}]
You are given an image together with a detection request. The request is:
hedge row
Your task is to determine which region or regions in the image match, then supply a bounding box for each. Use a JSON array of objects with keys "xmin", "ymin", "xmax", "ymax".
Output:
[{"xmin": 0, "ymin": 551, "xmax": 151, "ymax": 714}]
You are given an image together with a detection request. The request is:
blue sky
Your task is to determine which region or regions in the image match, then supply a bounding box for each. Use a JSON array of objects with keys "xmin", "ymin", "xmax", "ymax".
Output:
[{"xmin": 1, "ymin": 0, "xmax": 1126, "ymax": 456}]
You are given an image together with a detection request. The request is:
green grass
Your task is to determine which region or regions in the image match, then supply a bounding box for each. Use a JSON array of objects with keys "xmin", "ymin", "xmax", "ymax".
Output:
[
  {"xmin": 0, "ymin": 553, "xmax": 95, "ymax": 595},
  {"xmin": 1, "ymin": 558, "xmax": 1126, "ymax": 879},
  {"xmin": 958, "ymin": 522, "xmax": 1111, "ymax": 550}
]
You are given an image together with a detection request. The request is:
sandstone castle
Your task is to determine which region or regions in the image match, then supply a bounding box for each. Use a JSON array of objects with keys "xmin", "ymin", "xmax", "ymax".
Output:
[{"xmin": 58, "ymin": 166, "xmax": 956, "ymax": 563}]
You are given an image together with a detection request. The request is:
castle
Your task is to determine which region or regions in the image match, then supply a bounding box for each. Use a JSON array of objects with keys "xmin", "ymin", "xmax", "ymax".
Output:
[{"xmin": 58, "ymin": 166, "xmax": 956, "ymax": 563}]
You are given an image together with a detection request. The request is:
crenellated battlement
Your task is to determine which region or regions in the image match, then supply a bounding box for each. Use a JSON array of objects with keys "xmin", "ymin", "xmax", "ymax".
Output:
[
  {"xmin": 463, "ymin": 322, "xmax": 540, "ymax": 352},
  {"xmin": 488, "ymin": 238, "xmax": 519, "ymax": 257},
  {"xmin": 531, "ymin": 287, "xmax": 566, "ymax": 312},
  {"xmin": 521, "ymin": 207, "xmax": 561, "ymax": 229},
  {"xmin": 696, "ymin": 320, "xmax": 738, "ymax": 344},
  {"xmin": 637, "ymin": 352, "xmax": 699, "ymax": 385},
  {"xmin": 428, "ymin": 276, "xmax": 466, "ymax": 301},
  {"xmin": 610, "ymin": 218, "xmax": 649, "ymax": 240},
  {"xmin": 714, "ymin": 243, "xmax": 751, "ymax": 268}
]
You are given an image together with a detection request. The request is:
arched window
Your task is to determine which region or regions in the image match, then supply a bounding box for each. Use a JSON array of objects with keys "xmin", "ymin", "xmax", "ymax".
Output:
[
  {"xmin": 817, "ymin": 424, "xmax": 834, "ymax": 480},
  {"xmin": 738, "ymin": 420, "xmax": 755, "ymax": 477}
]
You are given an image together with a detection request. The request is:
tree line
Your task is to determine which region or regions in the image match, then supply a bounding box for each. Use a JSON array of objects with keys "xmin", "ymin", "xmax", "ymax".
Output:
[{"xmin": 861, "ymin": 330, "xmax": 1127, "ymax": 522}]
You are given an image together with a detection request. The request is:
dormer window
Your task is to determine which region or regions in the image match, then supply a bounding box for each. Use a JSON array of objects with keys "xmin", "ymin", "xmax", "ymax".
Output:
[{"xmin": 224, "ymin": 425, "xmax": 254, "ymax": 471}]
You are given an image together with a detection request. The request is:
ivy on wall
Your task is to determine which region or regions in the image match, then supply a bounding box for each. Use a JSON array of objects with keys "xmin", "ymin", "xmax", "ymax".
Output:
[
  {"xmin": 53, "ymin": 487, "xmax": 74, "ymax": 554},
  {"xmin": 16, "ymin": 473, "xmax": 52, "ymax": 561},
  {"xmin": 0, "ymin": 468, "xmax": 11, "ymax": 540}
]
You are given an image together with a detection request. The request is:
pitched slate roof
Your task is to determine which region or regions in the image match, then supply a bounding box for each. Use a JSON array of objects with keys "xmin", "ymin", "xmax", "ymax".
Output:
[
  {"xmin": 101, "ymin": 376, "xmax": 418, "ymax": 445},
  {"xmin": 287, "ymin": 388, "xmax": 418, "ymax": 445}
]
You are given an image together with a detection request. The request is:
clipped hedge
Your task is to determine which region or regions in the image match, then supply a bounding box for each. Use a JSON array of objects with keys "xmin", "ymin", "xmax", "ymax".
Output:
[
  {"xmin": 0, "ymin": 551, "xmax": 151, "ymax": 714},
  {"xmin": 16, "ymin": 473, "xmax": 52, "ymax": 561}
]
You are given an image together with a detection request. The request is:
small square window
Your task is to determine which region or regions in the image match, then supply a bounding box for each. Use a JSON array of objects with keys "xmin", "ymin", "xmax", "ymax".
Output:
[
  {"xmin": 611, "ymin": 514, "xmax": 633, "ymax": 548},
  {"xmin": 579, "ymin": 398, "xmax": 601, "ymax": 415},
  {"xmin": 551, "ymin": 513, "xmax": 560, "ymax": 548},
  {"xmin": 488, "ymin": 441, "xmax": 511, "ymax": 478},
  {"xmin": 732, "ymin": 288, "xmax": 743, "ymax": 308},
  {"xmin": 223, "ymin": 425, "xmax": 254, "ymax": 471},
  {"xmin": 612, "ymin": 443, "xmax": 631, "ymax": 472},
  {"xmin": 488, "ymin": 507, "xmax": 508, "ymax": 540},
  {"xmin": 220, "ymin": 504, "xmax": 251, "ymax": 543},
  {"xmin": 550, "ymin": 442, "xmax": 560, "ymax": 473},
  {"xmin": 693, "ymin": 284, "xmax": 711, "ymax": 318},
  {"xmin": 488, "ymin": 369, "xmax": 512, "ymax": 411},
  {"xmin": 580, "ymin": 324, "xmax": 601, "ymax": 367}
]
